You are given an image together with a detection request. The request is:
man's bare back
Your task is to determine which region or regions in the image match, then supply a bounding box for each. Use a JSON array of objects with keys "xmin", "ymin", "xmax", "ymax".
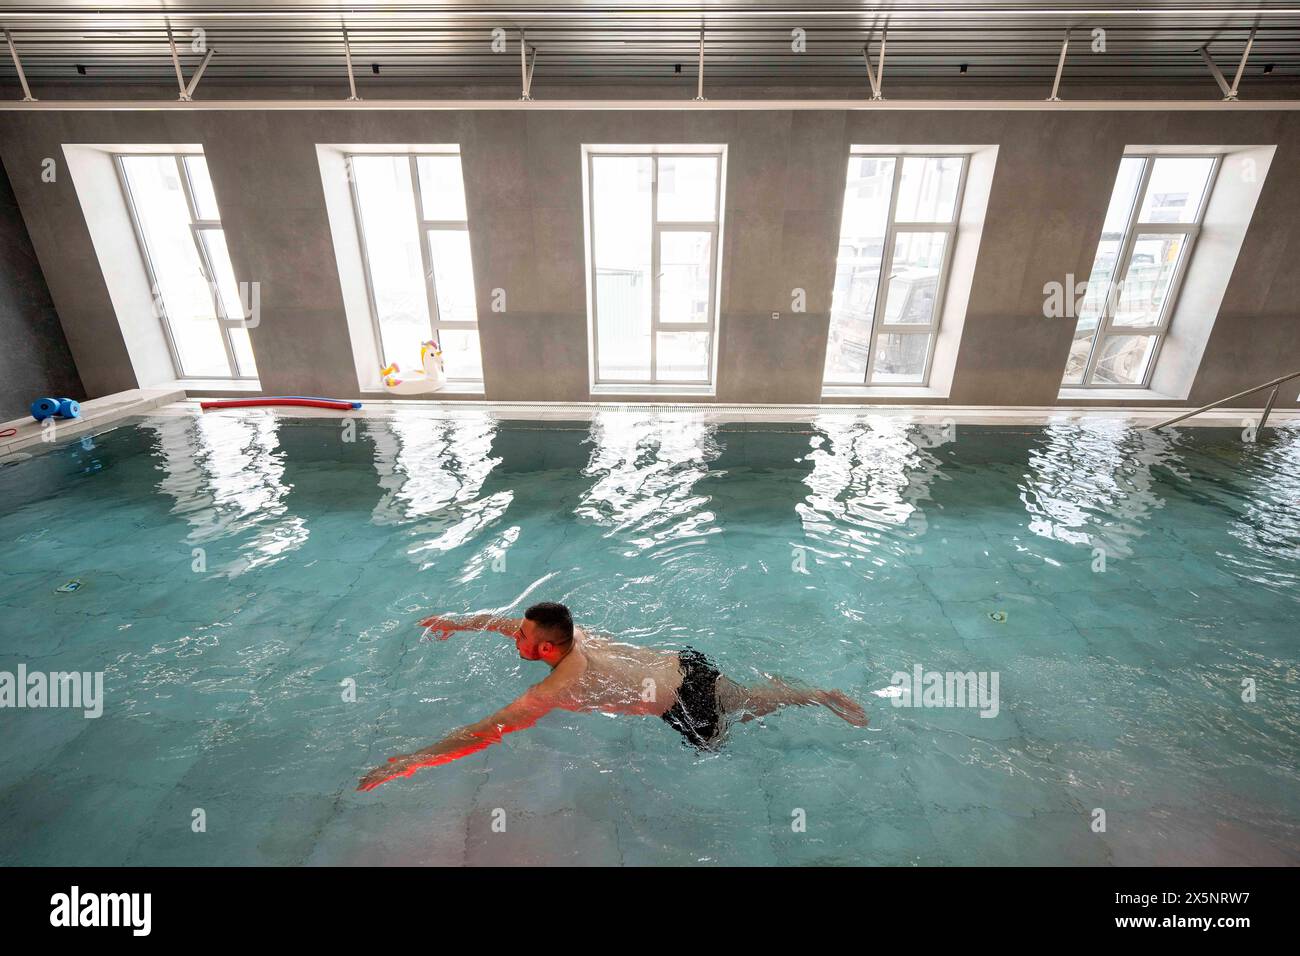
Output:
[
  {"xmin": 357, "ymin": 602, "xmax": 867, "ymax": 792},
  {"xmin": 544, "ymin": 631, "xmax": 685, "ymax": 717}
]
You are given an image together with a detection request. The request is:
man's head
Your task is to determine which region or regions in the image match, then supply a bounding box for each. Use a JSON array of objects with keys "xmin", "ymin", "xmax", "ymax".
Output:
[{"xmin": 515, "ymin": 602, "xmax": 575, "ymax": 663}]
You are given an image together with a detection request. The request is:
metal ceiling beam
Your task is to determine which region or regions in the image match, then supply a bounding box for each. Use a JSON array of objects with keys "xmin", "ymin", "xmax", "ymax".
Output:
[
  {"xmin": 0, "ymin": 5, "xmax": 1296, "ymax": 92},
  {"xmin": 863, "ymin": 27, "xmax": 888, "ymax": 100},
  {"xmin": 519, "ymin": 29, "xmax": 537, "ymax": 100},
  {"xmin": 342, "ymin": 24, "xmax": 360, "ymax": 100},
  {"xmin": 0, "ymin": 6, "xmax": 1295, "ymax": 21},
  {"xmin": 1201, "ymin": 27, "xmax": 1260, "ymax": 100},
  {"xmin": 1229, "ymin": 26, "xmax": 1260, "ymax": 99},
  {"xmin": 167, "ymin": 23, "xmax": 217, "ymax": 101},
  {"xmin": 2, "ymin": 98, "xmax": 1297, "ymax": 112},
  {"xmin": 1047, "ymin": 28, "xmax": 1069, "ymax": 101},
  {"xmin": 694, "ymin": 24, "xmax": 705, "ymax": 101},
  {"xmin": 3, "ymin": 28, "xmax": 36, "ymax": 101},
  {"xmin": 1199, "ymin": 44, "xmax": 1234, "ymax": 96},
  {"xmin": 185, "ymin": 45, "xmax": 217, "ymax": 99},
  {"xmin": 166, "ymin": 24, "xmax": 186, "ymax": 99}
]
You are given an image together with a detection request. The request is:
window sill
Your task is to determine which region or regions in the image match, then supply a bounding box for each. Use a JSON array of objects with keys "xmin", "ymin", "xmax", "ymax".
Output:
[
  {"xmin": 360, "ymin": 381, "xmax": 485, "ymax": 397},
  {"xmin": 590, "ymin": 383, "xmax": 716, "ymax": 398},
  {"xmin": 1057, "ymin": 387, "xmax": 1179, "ymax": 403},
  {"xmin": 821, "ymin": 384, "xmax": 949, "ymax": 400},
  {"xmin": 176, "ymin": 379, "xmax": 263, "ymax": 393}
]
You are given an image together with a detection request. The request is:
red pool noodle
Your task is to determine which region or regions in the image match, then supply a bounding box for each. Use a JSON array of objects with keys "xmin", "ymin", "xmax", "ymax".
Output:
[{"xmin": 199, "ymin": 398, "xmax": 356, "ymax": 411}]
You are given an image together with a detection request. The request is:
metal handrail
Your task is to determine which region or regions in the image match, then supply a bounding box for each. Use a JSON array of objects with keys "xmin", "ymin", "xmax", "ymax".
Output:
[{"xmin": 1149, "ymin": 369, "xmax": 1300, "ymax": 431}]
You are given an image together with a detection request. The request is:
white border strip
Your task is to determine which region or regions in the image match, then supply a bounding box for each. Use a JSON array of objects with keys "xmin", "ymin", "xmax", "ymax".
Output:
[
  {"xmin": 154, "ymin": 397, "xmax": 1299, "ymax": 428},
  {"xmin": 3, "ymin": 99, "xmax": 1300, "ymax": 112}
]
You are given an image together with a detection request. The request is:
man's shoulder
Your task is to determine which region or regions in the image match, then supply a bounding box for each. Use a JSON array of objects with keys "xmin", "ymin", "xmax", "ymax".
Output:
[{"xmin": 537, "ymin": 650, "xmax": 586, "ymax": 687}]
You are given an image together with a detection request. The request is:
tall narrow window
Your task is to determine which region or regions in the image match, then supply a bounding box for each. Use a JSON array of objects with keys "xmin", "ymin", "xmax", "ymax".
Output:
[
  {"xmin": 586, "ymin": 149, "xmax": 723, "ymax": 386},
  {"xmin": 347, "ymin": 152, "xmax": 482, "ymax": 383},
  {"xmin": 117, "ymin": 153, "xmax": 257, "ymax": 380},
  {"xmin": 823, "ymin": 153, "xmax": 967, "ymax": 387},
  {"xmin": 1063, "ymin": 155, "xmax": 1219, "ymax": 387}
]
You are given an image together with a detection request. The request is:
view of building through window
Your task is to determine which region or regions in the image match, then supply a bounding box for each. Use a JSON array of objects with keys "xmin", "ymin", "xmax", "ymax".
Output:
[
  {"xmin": 118, "ymin": 152, "xmax": 258, "ymax": 380},
  {"xmin": 348, "ymin": 152, "xmax": 483, "ymax": 382},
  {"xmin": 587, "ymin": 150, "xmax": 723, "ymax": 385},
  {"xmin": 823, "ymin": 153, "xmax": 967, "ymax": 387},
  {"xmin": 1063, "ymin": 155, "xmax": 1218, "ymax": 387}
]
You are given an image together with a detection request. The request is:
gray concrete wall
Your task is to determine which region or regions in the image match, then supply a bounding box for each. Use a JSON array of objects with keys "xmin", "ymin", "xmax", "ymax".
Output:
[
  {"xmin": 0, "ymin": 102, "xmax": 1296, "ymax": 410},
  {"xmin": 0, "ymin": 159, "xmax": 84, "ymax": 421}
]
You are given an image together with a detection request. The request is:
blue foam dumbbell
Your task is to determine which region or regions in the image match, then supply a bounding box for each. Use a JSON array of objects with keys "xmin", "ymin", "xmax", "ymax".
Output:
[
  {"xmin": 57, "ymin": 398, "xmax": 81, "ymax": 420},
  {"xmin": 30, "ymin": 397, "xmax": 61, "ymax": 421}
]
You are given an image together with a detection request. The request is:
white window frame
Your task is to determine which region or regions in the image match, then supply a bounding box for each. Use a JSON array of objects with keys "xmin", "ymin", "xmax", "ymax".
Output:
[
  {"xmin": 584, "ymin": 146, "xmax": 726, "ymax": 389},
  {"xmin": 344, "ymin": 150, "xmax": 481, "ymax": 383},
  {"xmin": 824, "ymin": 151, "xmax": 970, "ymax": 388},
  {"xmin": 1071, "ymin": 152, "xmax": 1221, "ymax": 389},
  {"xmin": 115, "ymin": 151, "xmax": 253, "ymax": 381}
]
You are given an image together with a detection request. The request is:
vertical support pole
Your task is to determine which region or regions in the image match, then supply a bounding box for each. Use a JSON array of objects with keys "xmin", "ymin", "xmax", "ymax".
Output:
[
  {"xmin": 3, "ymin": 28, "xmax": 36, "ymax": 102},
  {"xmin": 184, "ymin": 46, "xmax": 217, "ymax": 100},
  {"xmin": 862, "ymin": 28, "xmax": 887, "ymax": 100},
  {"xmin": 167, "ymin": 23, "xmax": 190, "ymax": 101},
  {"xmin": 343, "ymin": 25, "xmax": 361, "ymax": 101},
  {"xmin": 520, "ymin": 29, "xmax": 528, "ymax": 99},
  {"xmin": 1228, "ymin": 26, "xmax": 1257, "ymax": 100},
  {"xmin": 1258, "ymin": 384, "xmax": 1280, "ymax": 432},
  {"xmin": 862, "ymin": 44, "xmax": 878, "ymax": 98},
  {"xmin": 1199, "ymin": 44, "xmax": 1233, "ymax": 98},
  {"xmin": 694, "ymin": 24, "xmax": 706, "ymax": 101},
  {"xmin": 1047, "ymin": 29, "xmax": 1069, "ymax": 102},
  {"xmin": 875, "ymin": 28, "xmax": 887, "ymax": 100},
  {"xmin": 519, "ymin": 29, "xmax": 534, "ymax": 100}
]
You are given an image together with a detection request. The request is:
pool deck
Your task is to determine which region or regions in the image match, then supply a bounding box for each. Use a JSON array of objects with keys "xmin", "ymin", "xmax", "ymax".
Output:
[
  {"xmin": 0, "ymin": 388, "xmax": 184, "ymax": 458},
  {"xmin": 3, "ymin": 389, "xmax": 1297, "ymax": 461}
]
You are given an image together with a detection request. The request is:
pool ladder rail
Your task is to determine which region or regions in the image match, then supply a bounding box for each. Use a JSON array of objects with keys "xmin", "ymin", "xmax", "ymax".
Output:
[{"xmin": 1150, "ymin": 369, "xmax": 1300, "ymax": 432}]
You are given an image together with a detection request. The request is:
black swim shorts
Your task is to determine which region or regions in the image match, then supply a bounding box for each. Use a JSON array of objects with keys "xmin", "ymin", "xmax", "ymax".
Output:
[{"xmin": 661, "ymin": 647, "xmax": 723, "ymax": 749}]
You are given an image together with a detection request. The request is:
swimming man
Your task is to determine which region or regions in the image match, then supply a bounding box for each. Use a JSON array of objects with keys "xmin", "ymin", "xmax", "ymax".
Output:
[{"xmin": 357, "ymin": 602, "xmax": 868, "ymax": 791}]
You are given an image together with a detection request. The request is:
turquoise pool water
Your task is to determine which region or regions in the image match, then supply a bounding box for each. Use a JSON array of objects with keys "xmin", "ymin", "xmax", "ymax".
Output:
[{"xmin": 0, "ymin": 412, "xmax": 1297, "ymax": 866}]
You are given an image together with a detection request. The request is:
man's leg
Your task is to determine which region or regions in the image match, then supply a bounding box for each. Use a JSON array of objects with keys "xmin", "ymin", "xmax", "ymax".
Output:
[{"xmin": 716, "ymin": 675, "xmax": 868, "ymax": 727}]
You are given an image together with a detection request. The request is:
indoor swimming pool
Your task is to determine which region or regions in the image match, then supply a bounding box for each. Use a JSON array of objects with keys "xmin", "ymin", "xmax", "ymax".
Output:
[{"xmin": 0, "ymin": 411, "xmax": 1296, "ymax": 865}]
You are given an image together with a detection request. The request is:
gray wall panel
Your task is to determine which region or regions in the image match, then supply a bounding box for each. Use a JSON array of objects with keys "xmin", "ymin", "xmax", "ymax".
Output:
[
  {"xmin": 0, "ymin": 104, "xmax": 1296, "ymax": 410},
  {"xmin": 0, "ymin": 158, "xmax": 84, "ymax": 421}
]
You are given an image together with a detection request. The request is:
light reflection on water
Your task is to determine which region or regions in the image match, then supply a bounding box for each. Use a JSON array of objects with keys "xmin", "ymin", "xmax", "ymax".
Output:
[
  {"xmin": 577, "ymin": 411, "xmax": 722, "ymax": 559},
  {"xmin": 370, "ymin": 416, "xmax": 500, "ymax": 524},
  {"xmin": 0, "ymin": 413, "xmax": 1296, "ymax": 866},
  {"xmin": 799, "ymin": 416, "xmax": 946, "ymax": 567},
  {"xmin": 142, "ymin": 414, "xmax": 307, "ymax": 576},
  {"xmin": 1020, "ymin": 420, "xmax": 1183, "ymax": 560}
]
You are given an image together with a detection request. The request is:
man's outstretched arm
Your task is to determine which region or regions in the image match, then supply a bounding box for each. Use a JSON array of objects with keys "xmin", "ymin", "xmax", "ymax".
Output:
[
  {"xmin": 418, "ymin": 612, "xmax": 522, "ymax": 641},
  {"xmin": 357, "ymin": 688, "xmax": 558, "ymax": 791}
]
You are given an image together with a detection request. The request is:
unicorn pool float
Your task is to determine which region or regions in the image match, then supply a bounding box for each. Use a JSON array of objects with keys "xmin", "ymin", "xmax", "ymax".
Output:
[{"xmin": 380, "ymin": 339, "xmax": 446, "ymax": 394}]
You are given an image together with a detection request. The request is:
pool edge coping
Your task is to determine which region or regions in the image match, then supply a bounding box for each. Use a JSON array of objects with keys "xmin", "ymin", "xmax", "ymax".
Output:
[
  {"xmin": 5, "ymin": 391, "xmax": 1297, "ymax": 457},
  {"xmin": 146, "ymin": 397, "xmax": 1300, "ymax": 428}
]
